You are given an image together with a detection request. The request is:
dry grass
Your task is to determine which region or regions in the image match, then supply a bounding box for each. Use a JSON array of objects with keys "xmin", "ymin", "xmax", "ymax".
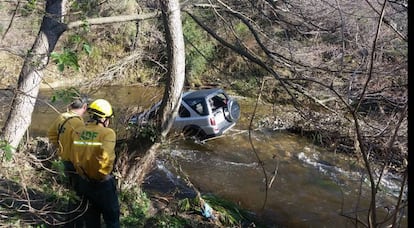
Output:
[{"xmin": 0, "ymin": 138, "xmax": 78, "ymax": 227}]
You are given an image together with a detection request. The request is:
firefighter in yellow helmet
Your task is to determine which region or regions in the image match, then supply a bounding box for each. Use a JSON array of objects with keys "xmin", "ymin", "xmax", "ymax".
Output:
[{"xmin": 71, "ymin": 99, "xmax": 119, "ymax": 228}]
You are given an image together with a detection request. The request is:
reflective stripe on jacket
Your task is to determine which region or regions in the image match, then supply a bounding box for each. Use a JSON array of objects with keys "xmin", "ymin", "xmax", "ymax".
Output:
[{"xmin": 71, "ymin": 123, "xmax": 116, "ymax": 181}]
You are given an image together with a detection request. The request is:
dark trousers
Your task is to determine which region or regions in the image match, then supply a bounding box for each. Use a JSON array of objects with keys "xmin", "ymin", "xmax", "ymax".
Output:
[
  {"xmin": 63, "ymin": 161, "xmax": 78, "ymax": 190},
  {"xmin": 77, "ymin": 175, "xmax": 120, "ymax": 228},
  {"xmin": 62, "ymin": 161, "xmax": 85, "ymax": 228}
]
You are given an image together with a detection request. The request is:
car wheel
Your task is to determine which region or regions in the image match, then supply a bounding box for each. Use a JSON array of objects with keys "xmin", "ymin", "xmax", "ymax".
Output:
[
  {"xmin": 224, "ymin": 99, "xmax": 240, "ymax": 122},
  {"xmin": 182, "ymin": 126, "xmax": 206, "ymax": 140}
]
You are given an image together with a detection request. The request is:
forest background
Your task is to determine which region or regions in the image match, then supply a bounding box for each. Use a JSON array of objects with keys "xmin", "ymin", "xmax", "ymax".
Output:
[{"xmin": 0, "ymin": 0, "xmax": 408, "ymax": 227}]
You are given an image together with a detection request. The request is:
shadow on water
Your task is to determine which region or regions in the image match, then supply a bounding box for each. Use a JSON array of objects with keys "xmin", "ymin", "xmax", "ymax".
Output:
[{"xmin": 24, "ymin": 86, "xmax": 408, "ymax": 227}]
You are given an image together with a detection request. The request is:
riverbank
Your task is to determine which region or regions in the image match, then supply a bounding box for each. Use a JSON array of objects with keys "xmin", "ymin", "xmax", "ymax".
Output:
[{"xmin": 0, "ymin": 136, "xmax": 264, "ymax": 227}]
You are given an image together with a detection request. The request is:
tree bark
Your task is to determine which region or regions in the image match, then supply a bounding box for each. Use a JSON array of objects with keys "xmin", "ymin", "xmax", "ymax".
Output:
[
  {"xmin": 159, "ymin": 0, "xmax": 186, "ymax": 138},
  {"xmin": 118, "ymin": 0, "xmax": 186, "ymax": 189},
  {"xmin": 1, "ymin": 0, "xmax": 67, "ymax": 150}
]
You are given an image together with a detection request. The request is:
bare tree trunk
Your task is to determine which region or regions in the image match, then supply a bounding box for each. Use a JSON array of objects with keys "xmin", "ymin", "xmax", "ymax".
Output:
[
  {"xmin": 159, "ymin": 0, "xmax": 186, "ymax": 138},
  {"xmin": 119, "ymin": 0, "xmax": 185, "ymax": 190},
  {"xmin": 1, "ymin": 0, "xmax": 67, "ymax": 150}
]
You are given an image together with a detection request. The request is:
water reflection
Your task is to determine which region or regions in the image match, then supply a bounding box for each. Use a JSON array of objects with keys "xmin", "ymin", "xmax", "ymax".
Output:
[{"xmin": 30, "ymin": 85, "xmax": 162, "ymax": 137}]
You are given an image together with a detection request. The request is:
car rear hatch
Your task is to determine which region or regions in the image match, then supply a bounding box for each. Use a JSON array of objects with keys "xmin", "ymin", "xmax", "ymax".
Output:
[{"xmin": 212, "ymin": 108, "xmax": 235, "ymax": 134}]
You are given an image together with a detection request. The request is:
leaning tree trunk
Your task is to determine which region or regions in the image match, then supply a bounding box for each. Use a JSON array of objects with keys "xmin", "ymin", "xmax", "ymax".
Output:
[
  {"xmin": 158, "ymin": 0, "xmax": 186, "ymax": 138},
  {"xmin": 119, "ymin": 0, "xmax": 185, "ymax": 190},
  {"xmin": 1, "ymin": 0, "xmax": 67, "ymax": 150}
]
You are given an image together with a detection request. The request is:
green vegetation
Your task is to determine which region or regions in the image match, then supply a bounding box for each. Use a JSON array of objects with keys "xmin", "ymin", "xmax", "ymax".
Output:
[
  {"xmin": 232, "ymin": 76, "xmax": 260, "ymax": 98},
  {"xmin": 0, "ymin": 140, "xmax": 14, "ymax": 161},
  {"xmin": 120, "ymin": 188, "xmax": 150, "ymax": 227},
  {"xmin": 20, "ymin": 0, "xmax": 38, "ymax": 17},
  {"xmin": 144, "ymin": 214, "xmax": 190, "ymax": 227},
  {"xmin": 51, "ymin": 49, "xmax": 80, "ymax": 72},
  {"xmin": 127, "ymin": 123, "xmax": 159, "ymax": 143},
  {"xmin": 201, "ymin": 194, "xmax": 255, "ymax": 226},
  {"xmin": 177, "ymin": 194, "xmax": 257, "ymax": 227},
  {"xmin": 183, "ymin": 15, "xmax": 217, "ymax": 86},
  {"xmin": 51, "ymin": 32, "xmax": 93, "ymax": 72},
  {"xmin": 50, "ymin": 87, "xmax": 83, "ymax": 103}
]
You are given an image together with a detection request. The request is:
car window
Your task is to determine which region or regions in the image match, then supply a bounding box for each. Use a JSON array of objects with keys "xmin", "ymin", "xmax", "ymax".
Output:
[
  {"xmin": 211, "ymin": 93, "xmax": 228, "ymax": 110},
  {"xmin": 178, "ymin": 105, "xmax": 190, "ymax": 117},
  {"xmin": 184, "ymin": 98, "xmax": 208, "ymax": 115}
]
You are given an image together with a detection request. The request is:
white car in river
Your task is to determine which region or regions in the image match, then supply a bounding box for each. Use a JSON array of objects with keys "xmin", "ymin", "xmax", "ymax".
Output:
[{"xmin": 129, "ymin": 88, "xmax": 240, "ymax": 140}]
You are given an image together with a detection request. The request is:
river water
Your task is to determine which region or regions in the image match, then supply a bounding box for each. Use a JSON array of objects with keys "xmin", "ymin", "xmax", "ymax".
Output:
[{"xmin": 27, "ymin": 85, "xmax": 407, "ymax": 227}]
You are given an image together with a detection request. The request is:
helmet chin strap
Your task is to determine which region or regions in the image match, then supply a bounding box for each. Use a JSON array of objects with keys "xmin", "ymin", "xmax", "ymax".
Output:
[
  {"xmin": 89, "ymin": 113, "xmax": 110, "ymax": 126},
  {"xmin": 99, "ymin": 118, "xmax": 109, "ymax": 127},
  {"xmin": 93, "ymin": 118, "xmax": 107, "ymax": 126}
]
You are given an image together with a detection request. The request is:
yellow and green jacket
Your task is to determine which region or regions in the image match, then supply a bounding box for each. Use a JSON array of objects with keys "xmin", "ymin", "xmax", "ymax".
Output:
[
  {"xmin": 71, "ymin": 123, "xmax": 116, "ymax": 181},
  {"xmin": 48, "ymin": 111, "xmax": 84, "ymax": 161}
]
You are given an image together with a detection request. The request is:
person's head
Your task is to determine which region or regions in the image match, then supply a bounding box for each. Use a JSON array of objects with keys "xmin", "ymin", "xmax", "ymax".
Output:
[
  {"xmin": 68, "ymin": 97, "xmax": 88, "ymax": 116},
  {"xmin": 87, "ymin": 99, "xmax": 113, "ymax": 127}
]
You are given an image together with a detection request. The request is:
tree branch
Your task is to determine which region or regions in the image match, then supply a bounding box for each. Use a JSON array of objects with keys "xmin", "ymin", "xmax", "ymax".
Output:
[{"xmin": 66, "ymin": 11, "xmax": 160, "ymax": 29}]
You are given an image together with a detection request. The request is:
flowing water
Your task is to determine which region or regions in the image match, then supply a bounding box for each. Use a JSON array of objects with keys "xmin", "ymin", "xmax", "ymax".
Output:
[{"xmin": 24, "ymin": 85, "xmax": 407, "ymax": 227}]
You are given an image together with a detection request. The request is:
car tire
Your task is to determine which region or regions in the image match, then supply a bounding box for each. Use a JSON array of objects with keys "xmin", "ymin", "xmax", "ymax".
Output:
[
  {"xmin": 182, "ymin": 126, "xmax": 206, "ymax": 140},
  {"xmin": 224, "ymin": 99, "xmax": 241, "ymax": 122}
]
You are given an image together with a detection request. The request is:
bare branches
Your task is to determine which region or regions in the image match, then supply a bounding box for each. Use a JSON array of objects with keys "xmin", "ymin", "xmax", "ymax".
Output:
[
  {"xmin": 364, "ymin": 0, "xmax": 408, "ymax": 41},
  {"xmin": 1, "ymin": 0, "xmax": 21, "ymax": 41},
  {"xmin": 183, "ymin": 1, "xmax": 406, "ymax": 226},
  {"xmin": 0, "ymin": 150, "xmax": 86, "ymax": 227},
  {"xmin": 248, "ymin": 77, "xmax": 269, "ymax": 210},
  {"xmin": 353, "ymin": 0, "xmax": 388, "ymax": 115},
  {"xmin": 184, "ymin": 9, "xmax": 303, "ymax": 114},
  {"xmin": 79, "ymin": 52, "xmax": 144, "ymax": 94}
]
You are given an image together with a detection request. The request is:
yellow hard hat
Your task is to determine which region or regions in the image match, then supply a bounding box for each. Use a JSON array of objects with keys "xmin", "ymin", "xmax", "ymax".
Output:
[{"xmin": 88, "ymin": 99, "xmax": 113, "ymax": 118}]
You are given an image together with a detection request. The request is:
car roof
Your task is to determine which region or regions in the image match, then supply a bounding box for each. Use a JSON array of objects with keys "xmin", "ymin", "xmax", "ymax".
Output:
[{"xmin": 183, "ymin": 88, "xmax": 223, "ymax": 100}]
